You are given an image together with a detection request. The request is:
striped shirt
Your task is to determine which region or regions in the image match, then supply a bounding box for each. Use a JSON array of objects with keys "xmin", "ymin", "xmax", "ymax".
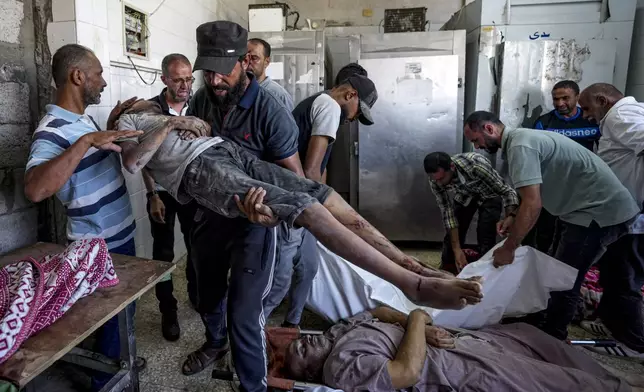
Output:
[
  {"xmin": 429, "ymin": 152, "xmax": 519, "ymax": 230},
  {"xmin": 26, "ymin": 105, "xmax": 135, "ymax": 250}
]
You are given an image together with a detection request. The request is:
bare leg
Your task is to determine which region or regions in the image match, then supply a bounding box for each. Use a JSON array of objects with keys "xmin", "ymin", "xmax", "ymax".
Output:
[
  {"xmin": 322, "ymin": 192, "xmax": 451, "ymax": 278},
  {"xmin": 295, "ymin": 203, "xmax": 482, "ymax": 309}
]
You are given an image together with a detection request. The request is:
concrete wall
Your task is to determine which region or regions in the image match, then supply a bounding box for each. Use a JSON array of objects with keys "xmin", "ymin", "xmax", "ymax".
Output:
[
  {"xmin": 272, "ymin": 0, "xmax": 467, "ymax": 30},
  {"xmin": 46, "ymin": 0, "xmax": 252, "ymax": 259},
  {"xmin": 626, "ymin": 0, "xmax": 644, "ymax": 100},
  {"xmin": 0, "ymin": 0, "xmax": 46, "ymax": 254}
]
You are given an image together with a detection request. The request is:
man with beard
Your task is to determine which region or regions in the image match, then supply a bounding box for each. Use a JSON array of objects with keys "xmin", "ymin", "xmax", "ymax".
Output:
[
  {"xmin": 180, "ymin": 22, "xmax": 448, "ymax": 391},
  {"xmin": 247, "ymin": 38, "xmax": 293, "ymax": 111},
  {"xmin": 463, "ymin": 110, "xmax": 641, "ymax": 348},
  {"xmin": 526, "ymin": 80, "xmax": 601, "ymax": 253},
  {"xmin": 180, "ymin": 21, "xmax": 306, "ymax": 390},
  {"xmin": 142, "ymin": 53, "xmax": 198, "ymax": 342},
  {"xmin": 23, "ymin": 43, "xmax": 145, "ymax": 391}
]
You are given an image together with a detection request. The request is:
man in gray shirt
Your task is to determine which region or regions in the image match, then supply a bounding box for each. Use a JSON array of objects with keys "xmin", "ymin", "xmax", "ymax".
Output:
[
  {"xmin": 247, "ymin": 38, "xmax": 294, "ymax": 112},
  {"xmin": 463, "ymin": 110, "xmax": 642, "ymax": 347}
]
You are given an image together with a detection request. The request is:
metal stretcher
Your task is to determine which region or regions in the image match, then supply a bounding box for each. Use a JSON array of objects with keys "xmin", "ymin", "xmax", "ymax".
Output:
[{"xmin": 211, "ymin": 327, "xmax": 328, "ymax": 391}]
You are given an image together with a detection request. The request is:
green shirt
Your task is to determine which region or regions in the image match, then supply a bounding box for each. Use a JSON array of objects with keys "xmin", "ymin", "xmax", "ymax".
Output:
[{"xmin": 501, "ymin": 127, "xmax": 639, "ymax": 227}]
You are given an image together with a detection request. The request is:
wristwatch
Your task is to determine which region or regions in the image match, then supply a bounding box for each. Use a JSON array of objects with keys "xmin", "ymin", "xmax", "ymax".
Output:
[
  {"xmin": 508, "ymin": 212, "xmax": 517, "ymax": 218},
  {"xmin": 146, "ymin": 190, "xmax": 159, "ymax": 199}
]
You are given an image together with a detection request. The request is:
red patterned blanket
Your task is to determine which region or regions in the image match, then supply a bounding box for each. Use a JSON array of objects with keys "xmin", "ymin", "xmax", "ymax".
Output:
[{"xmin": 0, "ymin": 239, "xmax": 119, "ymax": 363}]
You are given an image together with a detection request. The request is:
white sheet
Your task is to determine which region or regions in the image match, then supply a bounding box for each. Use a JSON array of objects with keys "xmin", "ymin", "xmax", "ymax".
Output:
[{"xmin": 306, "ymin": 241, "xmax": 578, "ymax": 328}]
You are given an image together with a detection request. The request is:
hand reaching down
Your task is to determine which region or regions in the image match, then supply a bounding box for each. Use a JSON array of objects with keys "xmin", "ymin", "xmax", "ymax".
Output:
[
  {"xmin": 107, "ymin": 97, "xmax": 141, "ymax": 130},
  {"xmin": 234, "ymin": 187, "xmax": 280, "ymax": 227}
]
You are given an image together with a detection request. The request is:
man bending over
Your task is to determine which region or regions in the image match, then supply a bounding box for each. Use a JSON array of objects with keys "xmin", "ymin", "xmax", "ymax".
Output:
[
  {"xmin": 116, "ymin": 100, "xmax": 482, "ymax": 309},
  {"xmin": 284, "ymin": 307, "xmax": 634, "ymax": 392}
]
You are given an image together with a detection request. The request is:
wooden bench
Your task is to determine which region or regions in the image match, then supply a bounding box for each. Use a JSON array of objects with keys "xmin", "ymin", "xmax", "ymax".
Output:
[{"xmin": 0, "ymin": 242, "xmax": 174, "ymax": 391}]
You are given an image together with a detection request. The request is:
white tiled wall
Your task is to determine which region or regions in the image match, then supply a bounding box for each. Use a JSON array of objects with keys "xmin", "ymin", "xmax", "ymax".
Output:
[
  {"xmin": 626, "ymin": 0, "xmax": 644, "ymax": 100},
  {"xmin": 48, "ymin": 0, "xmax": 253, "ymax": 259},
  {"xmin": 276, "ymin": 0, "xmax": 465, "ymax": 30}
]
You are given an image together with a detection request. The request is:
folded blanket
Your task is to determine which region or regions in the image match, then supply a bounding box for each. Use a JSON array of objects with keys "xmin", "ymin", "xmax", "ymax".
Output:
[{"xmin": 0, "ymin": 239, "xmax": 119, "ymax": 364}]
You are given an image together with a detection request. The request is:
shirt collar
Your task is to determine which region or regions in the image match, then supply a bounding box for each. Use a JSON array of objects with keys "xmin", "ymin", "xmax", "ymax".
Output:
[
  {"xmin": 47, "ymin": 104, "xmax": 83, "ymax": 123},
  {"xmin": 238, "ymin": 72, "xmax": 260, "ymax": 110},
  {"xmin": 600, "ymin": 96, "xmax": 638, "ymax": 129},
  {"xmin": 552, "ymin": 106, "xmax": 581, "ymax": 121},
  {"xmin": 157, "ymin": 88, "xmax": 190, "ymax": 115}
]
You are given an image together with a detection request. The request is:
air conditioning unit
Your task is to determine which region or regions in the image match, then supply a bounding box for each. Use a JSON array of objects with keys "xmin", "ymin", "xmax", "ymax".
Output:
[
  {"xmin": 383, "ymin": 7, "xmax": 427, "ymax": 33},
  {"xmin": 248, "ymin": 3, "xmax": 288, "ymax": 32}
]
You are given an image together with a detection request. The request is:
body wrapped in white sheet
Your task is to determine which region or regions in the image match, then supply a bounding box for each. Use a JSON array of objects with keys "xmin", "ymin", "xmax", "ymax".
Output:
[{"xmin": 306, "ymin": 241, "xmax": 577, "ymax": 328}]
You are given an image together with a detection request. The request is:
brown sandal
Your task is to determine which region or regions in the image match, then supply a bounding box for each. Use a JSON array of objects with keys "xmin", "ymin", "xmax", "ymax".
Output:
[{"xmin": 182, "ymin": 344, "xmax": 229, "ymax": 376}]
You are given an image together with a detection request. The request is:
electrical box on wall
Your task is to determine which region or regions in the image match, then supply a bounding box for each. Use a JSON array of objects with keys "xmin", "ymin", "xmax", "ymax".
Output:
[
  {"xmin": 123, "ymin": 3, "xmax": 149, "ymax": 59},
  {"xmin": 248, "ymin": 3, "xmax": 288, "ymax": 32}
]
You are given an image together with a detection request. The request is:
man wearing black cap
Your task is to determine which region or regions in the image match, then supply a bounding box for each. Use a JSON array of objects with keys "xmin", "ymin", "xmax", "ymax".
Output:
[
  {"xmin": 262, "ymin": 73, "xmax": 378, "ymax": 329},
  {"xmin": 182, "ymin": 20, "xmax": 305, "ymax": 389}
]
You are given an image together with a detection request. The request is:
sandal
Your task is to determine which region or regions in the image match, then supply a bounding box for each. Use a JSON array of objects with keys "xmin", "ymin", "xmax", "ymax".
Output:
[{"xmin": 182, "ymin": 344, "xmax": 229, "ymax": 376}]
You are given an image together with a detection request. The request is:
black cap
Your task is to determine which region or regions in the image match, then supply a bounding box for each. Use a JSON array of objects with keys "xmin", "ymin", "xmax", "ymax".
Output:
[
  {"xmin": 344, "ymin": 74, "xmax": 378, "ymax": 125},
  {"xmin": 193, "ymin": 21, "xmax": 248, "ymax": 74}
]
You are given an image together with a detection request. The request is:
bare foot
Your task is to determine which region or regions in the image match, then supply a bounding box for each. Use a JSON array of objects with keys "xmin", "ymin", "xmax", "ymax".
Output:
[{"xmin": 408, "ymin": 277, "xmax": 483, "ymax": 309}]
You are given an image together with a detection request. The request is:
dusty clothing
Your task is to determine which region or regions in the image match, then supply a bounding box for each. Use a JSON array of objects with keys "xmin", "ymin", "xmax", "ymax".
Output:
[
  {"xmin": 118, "ymin": 113, "xmax": 223, "ymax": 200},
  {"xmin": 322, "ymin": 312, "xmax": 630, "ymax": 392},
  {"xmin": 180, "ymin": 142, "xmax": 332, "ymax": 227}
]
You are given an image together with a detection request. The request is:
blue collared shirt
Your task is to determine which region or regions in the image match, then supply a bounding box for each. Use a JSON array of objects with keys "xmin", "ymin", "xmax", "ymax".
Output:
[{"xmin": 27, "ymin": 105, "xmax": 135, "ymax": 249}]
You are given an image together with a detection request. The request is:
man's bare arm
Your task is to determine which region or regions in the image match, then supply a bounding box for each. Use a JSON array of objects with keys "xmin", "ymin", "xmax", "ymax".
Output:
[
  {"xmin": 275, "ymin": 152, "xmax": 305, "ymax": 177},
  {"xmin": 142, "ymin": 168, "xmax": 156, "ymax": 193},
  {"xmin": 504, "ymin": 185, "xmax": 542, "ymax": 249},
  {"xmin": 386, "ymin": 309, "xmax": 429, "ymax": 389},
  {"xmin": 302, "ymin": 135, "xmax": 329, "ymax": 181},
  {"xmin": 25, "ymin": 130, "xmax": 141, "ymax": 203},
  {"xmin": 120, "ymin": 121, "xmax": 174, "ymax": 174}
]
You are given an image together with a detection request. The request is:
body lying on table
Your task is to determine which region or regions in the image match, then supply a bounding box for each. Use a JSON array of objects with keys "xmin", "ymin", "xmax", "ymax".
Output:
[
  {"xmin": 283, "ymin": 306, "xmax": 637, "ymax": 392},
  {"xmin": 114, "ymin": 100, "xmax": 484, "ymax": 310}
]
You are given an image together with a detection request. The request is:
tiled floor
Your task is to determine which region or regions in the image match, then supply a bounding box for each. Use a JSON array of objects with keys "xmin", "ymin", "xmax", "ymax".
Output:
[{"xmin": 37, "ymin": 248, "xmax": 644, "ymax": 391}]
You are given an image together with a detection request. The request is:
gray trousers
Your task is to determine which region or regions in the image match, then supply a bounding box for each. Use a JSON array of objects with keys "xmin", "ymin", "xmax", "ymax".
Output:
[{"xmin": 263, "ymin": 223, "xmax": 319, "ymax": 325}]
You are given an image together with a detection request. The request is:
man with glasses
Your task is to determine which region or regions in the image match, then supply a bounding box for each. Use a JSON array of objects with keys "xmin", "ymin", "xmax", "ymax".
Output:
[{"xmin": 143, "ymin": 53, "xmax": 198, "ymax": 342}]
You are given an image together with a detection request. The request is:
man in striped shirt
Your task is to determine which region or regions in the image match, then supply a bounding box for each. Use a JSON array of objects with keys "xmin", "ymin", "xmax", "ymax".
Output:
[
  {"xmin": 425, "ymin": 151, "xmax": 519, "ymax": 273},
  {"xmin": 23, "ymin": 43, "xmax": 144, "ymax": 391}
]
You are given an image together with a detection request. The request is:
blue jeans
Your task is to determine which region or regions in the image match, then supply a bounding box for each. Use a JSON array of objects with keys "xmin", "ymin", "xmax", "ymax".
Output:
[
  {"xmin": 263, "ymin": 224, "xmax": 319, "ymax": 325},
  {"xmin": 91, "ymin": 238, "xmax": 137, "ymax": 391}
]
